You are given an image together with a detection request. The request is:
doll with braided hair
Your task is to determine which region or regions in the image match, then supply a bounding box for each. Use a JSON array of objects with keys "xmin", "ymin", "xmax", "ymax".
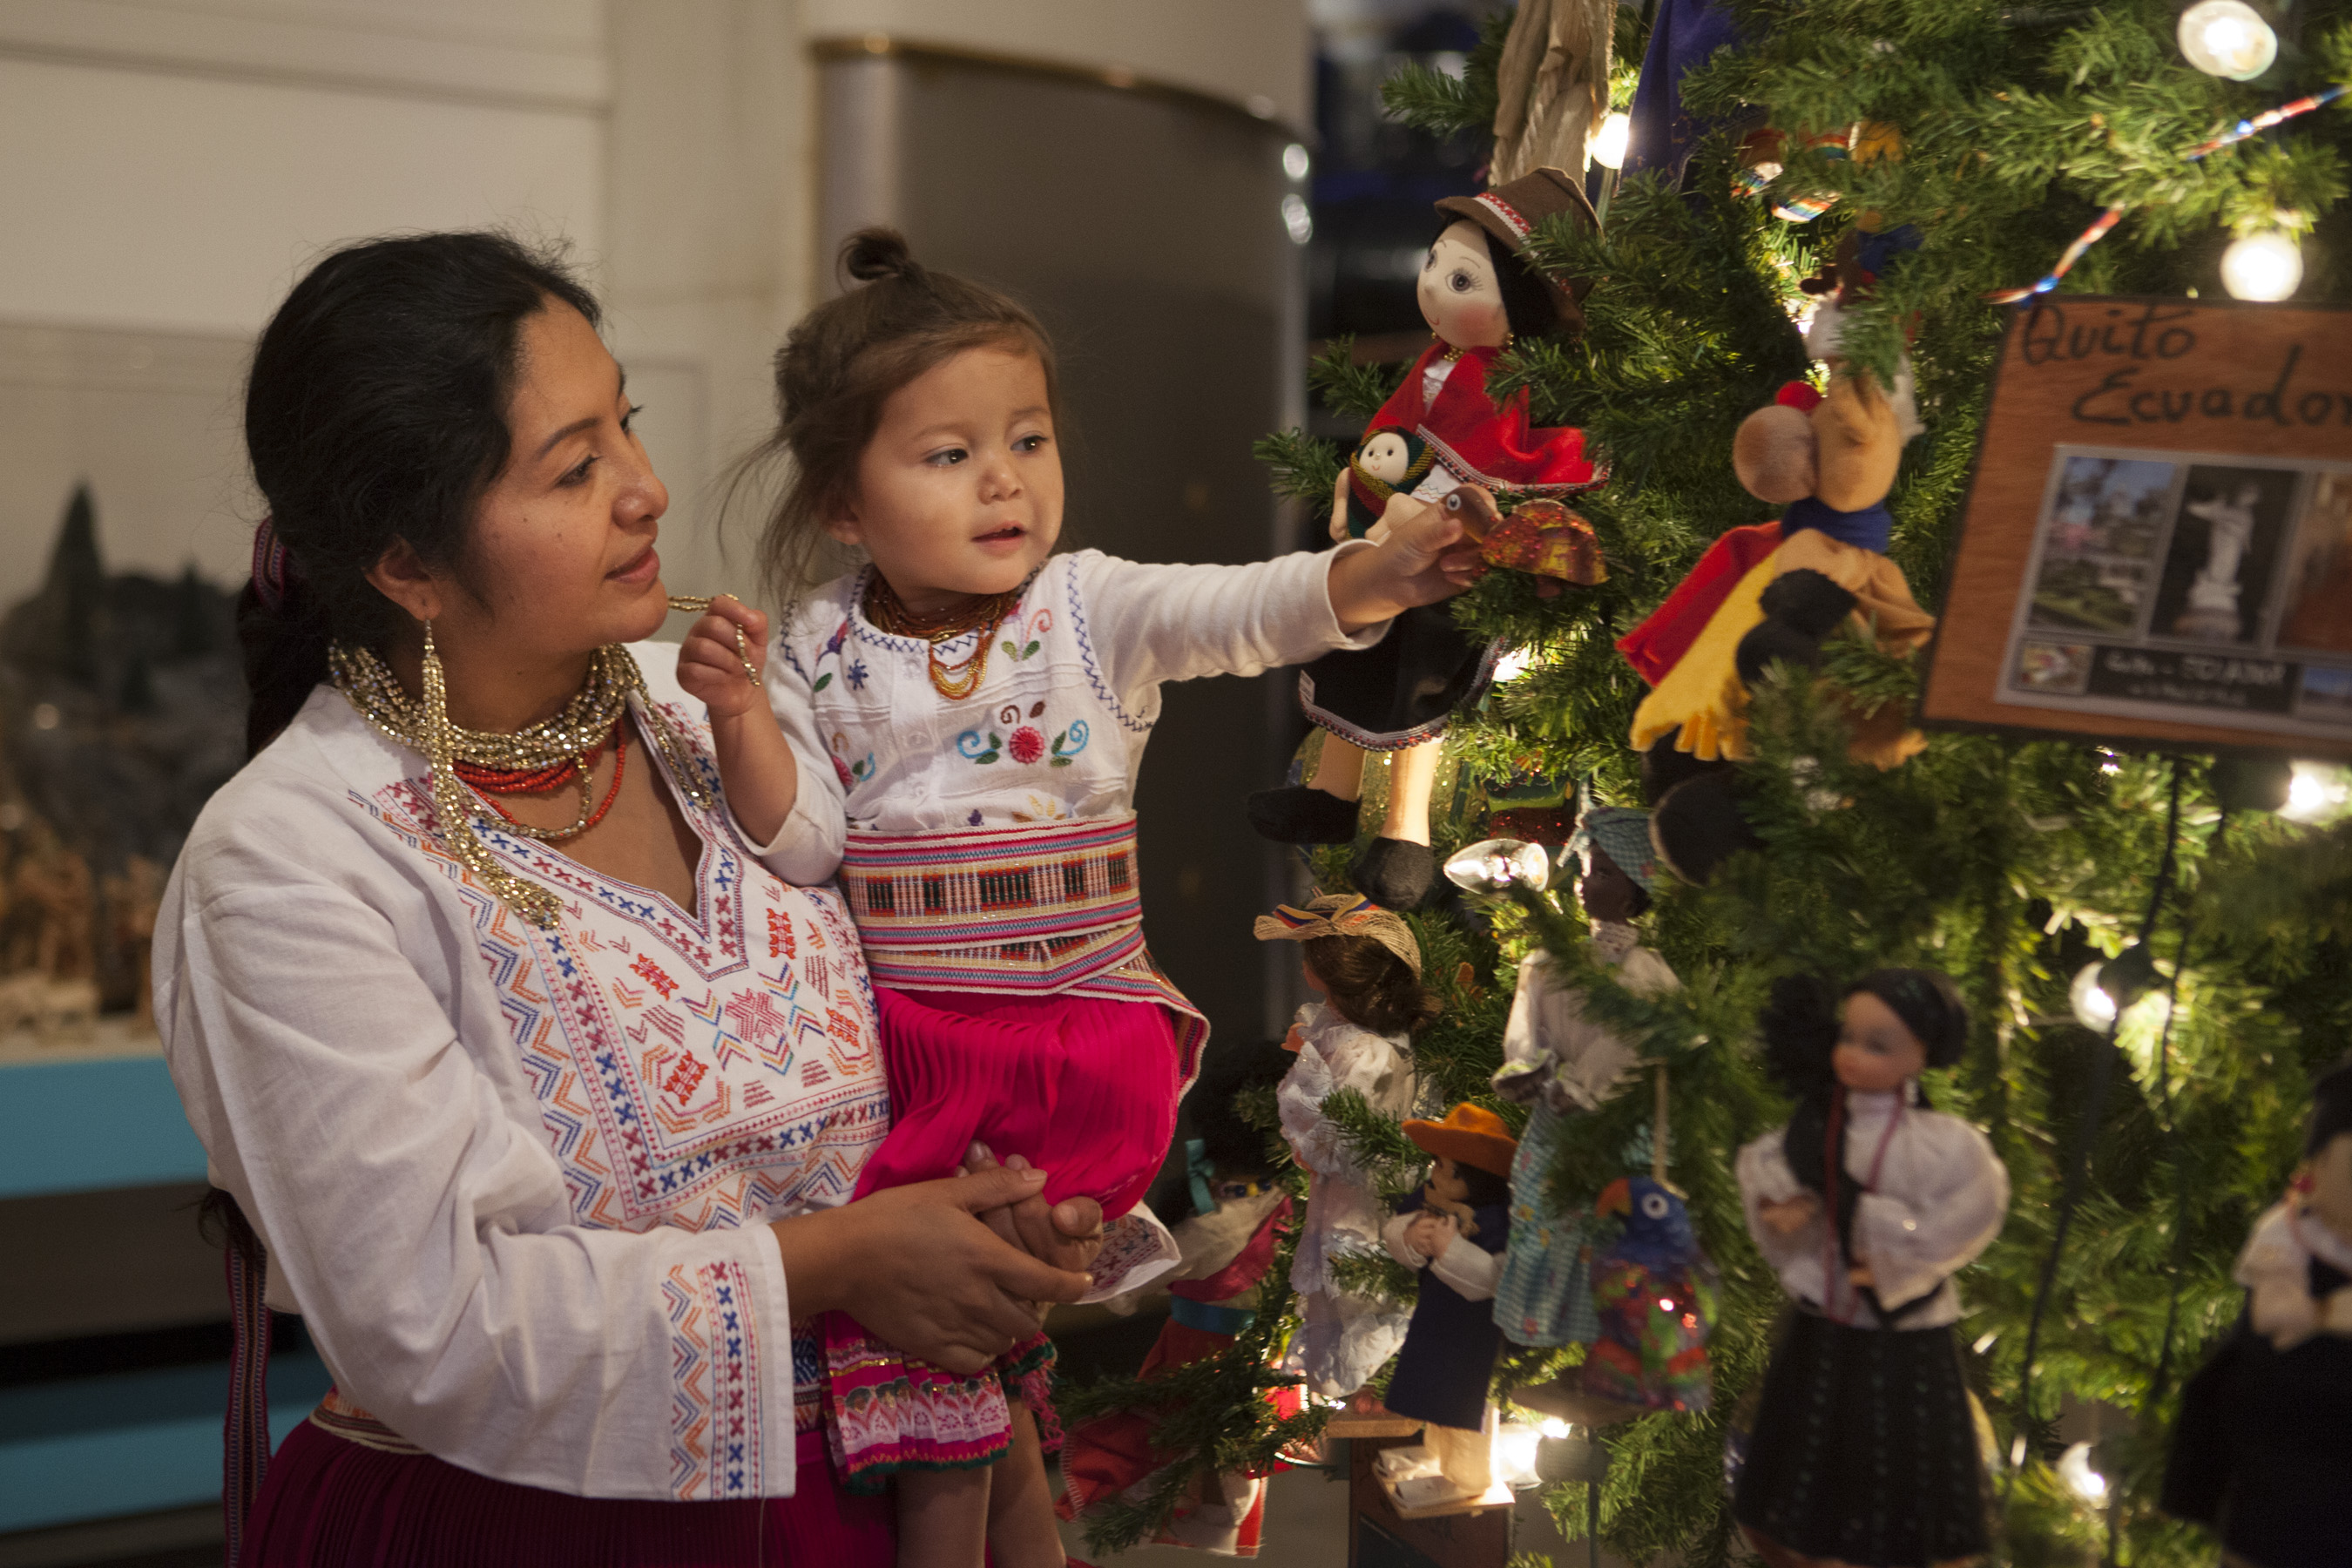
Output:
[{"xmin": 1733, "ymin": 968, "xmax": 2008, "ymax": 1568}]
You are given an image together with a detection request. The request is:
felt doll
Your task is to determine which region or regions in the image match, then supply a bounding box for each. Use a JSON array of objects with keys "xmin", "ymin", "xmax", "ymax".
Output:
[
  {"xmin": 1382, "ymin": 1105, "xmax": 1520, "ymax": 1497},
  {"xmin": 1249, "ymin": 166, "xmax": 1605, "ymax": 911},
  {"xmin": 1578, "ymin": 1175, "xmax": 1715, "ymax": 1414},
  {"xmin": 2161, "ymin": 1053, "xmax": 2352, "ymax": 1568},
  {"xmin": 1492, "ymin": 803, "xmax": 1680, "ymax": 1349},
  {"xmin": 1733, "ymin": 969, "xmax": 2007, "ymax": 1568},
  {"xmin": 1617, "ymin": 229, "xmax": 1934, "ymax": 886},
  {"xmin": 1254, "ymin": 894, "xmax": 1435, "ymax": 1399},
  {"xmin": 1060, "ymin": 1042, "xmax": 1299, "ymax": 1557}
]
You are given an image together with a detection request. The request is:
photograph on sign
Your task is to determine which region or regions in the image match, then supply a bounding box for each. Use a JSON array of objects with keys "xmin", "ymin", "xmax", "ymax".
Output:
[{"xmin": 1998, "ymin": 443, "xmax": 2352, "ymax": 741}]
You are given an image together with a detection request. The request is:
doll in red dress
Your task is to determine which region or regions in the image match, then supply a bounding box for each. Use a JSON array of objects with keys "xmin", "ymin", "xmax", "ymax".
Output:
[{"xmin": 1248, "ymin": 167, "xmax": 1605, "ymax": 909}]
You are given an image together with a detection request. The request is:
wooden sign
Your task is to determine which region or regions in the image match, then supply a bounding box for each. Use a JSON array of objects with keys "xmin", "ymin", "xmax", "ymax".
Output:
[{"xmin": 1919, "ymin": 296, "xmax": 2352, "ymax": 759}]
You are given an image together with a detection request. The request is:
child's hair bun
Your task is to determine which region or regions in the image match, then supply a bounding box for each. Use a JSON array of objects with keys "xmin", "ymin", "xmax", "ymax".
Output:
[{"xmin": 841, "ymin": 226, "xmax": 923, "ymax": 287}]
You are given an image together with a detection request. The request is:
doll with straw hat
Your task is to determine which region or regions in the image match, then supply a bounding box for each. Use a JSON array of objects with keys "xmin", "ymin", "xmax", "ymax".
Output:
[{"xmin": 1380, "ymin": 1103, "xmax": 1520, "ymax": 1497}]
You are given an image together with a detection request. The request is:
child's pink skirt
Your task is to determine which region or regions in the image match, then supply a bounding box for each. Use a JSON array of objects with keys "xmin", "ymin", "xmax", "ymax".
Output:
[{"xmin": 819, "ymin": 983, "xmax": 1183, "ymax": 1489}]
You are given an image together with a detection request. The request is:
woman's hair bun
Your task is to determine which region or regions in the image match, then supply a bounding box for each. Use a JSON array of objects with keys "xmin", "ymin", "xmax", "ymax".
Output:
[{"xmin": 841, "ymin": 226, "xmax": 923, "ymax": 286}]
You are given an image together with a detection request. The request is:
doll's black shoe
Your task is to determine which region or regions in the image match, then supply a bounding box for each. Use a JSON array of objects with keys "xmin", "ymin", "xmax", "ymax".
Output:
[
  {"xmin": 1247, "ymin": 785, "xmax": 1363, "ymax": 844},
  {"xmin": 1350, "ymin": 836, "xmax": 1437, "ymax": 909}
]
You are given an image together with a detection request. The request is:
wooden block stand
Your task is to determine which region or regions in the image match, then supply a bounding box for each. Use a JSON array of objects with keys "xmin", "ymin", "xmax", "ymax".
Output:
[{"xmin": 1347, "ymin": 1435, "xmax": 1513, "ymax": 1568}]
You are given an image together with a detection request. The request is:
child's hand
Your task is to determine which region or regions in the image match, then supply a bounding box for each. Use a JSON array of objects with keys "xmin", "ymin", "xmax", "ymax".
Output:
[
  {"xmin": 1323, "ymin": 493, "xmax": 1488, "ymax": 632},
  {"xmin": 675, "ymin": 595, "xmax": 768, "ymax": 720}
]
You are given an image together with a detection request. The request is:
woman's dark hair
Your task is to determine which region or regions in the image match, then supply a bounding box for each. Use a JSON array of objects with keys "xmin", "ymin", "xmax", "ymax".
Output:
[
  {"xmin": 747, "ymin": 228, "xmax": 1061, "ymax": 600},
  {"xmin": 239, "ymin": 232, "xmax": 601, "ymax": 755},
  {"xmin": 1430, "ymin": 221, "xmax": 1569, "ymax": 342},
  {"xmin": 1304, "ymin": 933, "xmax": 1441, "ymax": 1037}
]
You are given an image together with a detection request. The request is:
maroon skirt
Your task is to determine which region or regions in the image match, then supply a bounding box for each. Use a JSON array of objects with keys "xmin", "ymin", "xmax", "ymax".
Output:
[{"xmin": 240, "ymin": 1419, "xmax": 896, "ymax": 1567}]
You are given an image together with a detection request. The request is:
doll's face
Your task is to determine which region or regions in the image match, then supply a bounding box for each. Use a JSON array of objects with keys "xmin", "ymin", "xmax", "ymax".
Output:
[
  {"xmin": 1835, "ymin": 990, "xmax": 1928, "ymax": 1092},
  {"xmin": 1578, "ymin": 848, "xmax": 1645, "ymax": 924},
  {"xmin": 1426, "ymin": 1155, "xmax": 1471, "ymax": 1206},
  {"xmin": 1358, "ymin": 431, "xmax": 1414, "ymax": 486},
  {"xmin": 2311, "ymin": 1132, "xmax": 2352, "ymax": 1240},
  {"xmin": 1419, "ymin": 221, "xmax": 1511, "ymax": 350}
]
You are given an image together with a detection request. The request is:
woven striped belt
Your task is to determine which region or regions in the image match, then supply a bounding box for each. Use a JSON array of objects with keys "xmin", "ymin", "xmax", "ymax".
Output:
[{"xmin": 839, "ymin": 814, "xmax": 1147, "ymax": 994}]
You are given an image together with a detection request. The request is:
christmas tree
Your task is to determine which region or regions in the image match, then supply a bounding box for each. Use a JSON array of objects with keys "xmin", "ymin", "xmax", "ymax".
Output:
[{"xmin": 1063, "ymin": 3, "xmax": 2352, "ymax": 1562}]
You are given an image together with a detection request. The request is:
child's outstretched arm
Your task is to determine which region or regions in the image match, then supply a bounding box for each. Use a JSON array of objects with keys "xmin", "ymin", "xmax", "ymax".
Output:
[{"xmin": 673, "ymin": 596, "xmax": 799, "ymax": 847}]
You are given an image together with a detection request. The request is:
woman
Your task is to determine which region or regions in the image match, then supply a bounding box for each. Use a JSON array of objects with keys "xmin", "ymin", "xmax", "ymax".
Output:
[{"xmin": 156, "ymin": 232, "xmax": 1099, "ymax": 1566}]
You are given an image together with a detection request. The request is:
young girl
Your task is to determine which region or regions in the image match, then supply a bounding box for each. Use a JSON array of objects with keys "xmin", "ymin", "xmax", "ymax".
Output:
[
  {"xmin": 1254, "ymin": 894, "xmax": 1435, "ymax": 1400},
  {"xmin": 1733, "ymin": 969, "xmax": 2009, "ymax": 1568},
  {"xmin": 679, "ymin": 229, "xmax": 1482, "ymax": 1568}
]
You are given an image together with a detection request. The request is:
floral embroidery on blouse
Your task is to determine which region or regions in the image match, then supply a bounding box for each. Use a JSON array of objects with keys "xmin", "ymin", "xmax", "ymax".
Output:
[{"xmin": 1000, "ymin": 606, "xmax": 1051, "ymax": 662}]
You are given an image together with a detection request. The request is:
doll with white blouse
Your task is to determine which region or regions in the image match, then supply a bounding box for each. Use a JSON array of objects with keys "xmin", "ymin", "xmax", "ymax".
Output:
[
  {"xmin": 1732, "ymin": 969, "xmax": 2008, "ymax": 1568},
  {"xmin": 1254, "ymin": 894, "xmax": 1434, "ymax": 1399}
]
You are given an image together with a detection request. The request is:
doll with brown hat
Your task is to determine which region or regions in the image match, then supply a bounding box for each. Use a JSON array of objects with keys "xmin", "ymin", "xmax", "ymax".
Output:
[
  {"xmin": 1250, "ymin": 167, "xmax": 1608, "ymax": 911},
  {"xmin": 1380, "ymin": 1104, "xmax": 1520, "ymax": 1497},
  {"xmin": 2162, "ymin": 1052, "xmax": 2352, "ymax": 1568},
  {"xmin": 1614, "ymin": 255, "xmax": 1936, "ymax": 886},
  {"xmin": 1256, "ymin": 894, "xmax": 1434, "ymax": 1400}
]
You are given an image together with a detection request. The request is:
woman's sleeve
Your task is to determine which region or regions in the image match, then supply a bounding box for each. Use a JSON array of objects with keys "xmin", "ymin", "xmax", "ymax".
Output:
[
  {"xmin": 160, "ymin": 869, "xmax": 801, "ymax": 1501},
  {"xmin": 1736, "ymin": 1128, "xmax": 1819, "ymax": 1290},
  {"xmin": 747, "ymin": 629, "xmax": 848, "ymax": 885},
  {"xmin": 1849, "ymin": 1119, "xmax": 2011, "ymax": 1311},
  {"xmin": 1069, "ymin": 548, "xmax": 1393, "ymax": 700}
]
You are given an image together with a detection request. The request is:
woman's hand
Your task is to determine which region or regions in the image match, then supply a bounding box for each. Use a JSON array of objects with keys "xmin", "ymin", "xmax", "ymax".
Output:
[
  {"xmin": 771, "ymin": 1166, "xmax": 1091, "ymax": 1375},
  {"xmin": 674, "ymin": 595, "xmax": 767, "ymax": 720},
  {"xmin": 1325, "ymin": 492, "xmax": 1487, "ymax": 632},
  {"xmin": 1759, "ymin": 1193, "xmax": 1821, "ymax": 1236}
]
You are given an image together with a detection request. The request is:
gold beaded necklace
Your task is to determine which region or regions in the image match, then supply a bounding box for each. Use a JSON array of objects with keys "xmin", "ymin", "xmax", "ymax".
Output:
[
  {"xmin": 331, "ymin": 637, "xmax": 714, "ymax": 927},
  {"xmin": 863, "ymin": 576, "xmax": 1024, "ymax": 702}
]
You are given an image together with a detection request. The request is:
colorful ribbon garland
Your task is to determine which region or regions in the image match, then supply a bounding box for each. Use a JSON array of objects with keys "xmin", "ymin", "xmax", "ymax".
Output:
[{"xmin": 1986, "ymin": 83, "xmax": 2348, "ymax": 304}]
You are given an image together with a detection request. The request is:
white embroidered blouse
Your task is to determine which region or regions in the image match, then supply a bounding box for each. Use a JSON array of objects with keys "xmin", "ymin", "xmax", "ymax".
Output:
[
  {"xmin": 154, "ymin": 645, "xmax": 886, "ymax": 1503},
  {"xmin": 1279, "ymin": 1000, "xmax": 1417, "ymax": 1297},
  {"xmin": 756, "ymin": 547, "xmax": 1384, "ymax": 884},
  {"xmin": 1736, "ymin": 1088, "xmax": 2010, "ymax": 1329},
  {"xmin": 1492, "ymin": 922, "xmax": 1680, "ymax": 1113}
]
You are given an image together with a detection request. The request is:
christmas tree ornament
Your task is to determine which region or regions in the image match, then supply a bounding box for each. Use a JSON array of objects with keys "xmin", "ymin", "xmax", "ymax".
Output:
[
  {"xmin": 1616, "ymin": 364, "xmax": 1936, "ymax": 884},
  {"xmin": 2177, "ymin": 0, "xmax": 2279, "ymax": 80},
  {"xmin": 1732, "ymin": 970, "xmax": 2008, "ymax": 1568},
  {"xmin": 1441, "ymin": 483, "xmax": 1608, "ymax": 597},
  {"xmin": 1488, "ymin": 0, "xmax": 1615, "ymax": 185},
  {"xmin": 2220, "ymin": 227, "xmax": 2304, "ymax": 301},
  {"xmin": 1577, "ymin": 1176, "xmax": 1717, "ymax": 1414},
  {"xmin": 1381, "ymin": 1105, "xmax": 1520, "ymax": 1499},
  {"xmin": 1443, "ymin": 837, "xmax": 1552, "ymax": 893},
  {"xmin": 2163, "ymin": 1054, "xmax": 2352, "ymax": 1568},
  {"xmin": 1254, "ymin": 894, "xmax": 1425, "ymax": 1400},
  {"xmin": 1245, "ymin": 166, "xmax": 1605, "ymax": 909}
]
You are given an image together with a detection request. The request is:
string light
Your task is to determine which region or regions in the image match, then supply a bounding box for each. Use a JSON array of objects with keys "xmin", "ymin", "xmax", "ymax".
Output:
[
  {"xmin": 2220, "ymin": 228, "xmax": 2303, "ymax": 300},
  {"xmin": 2071, "ymin": 962, "xmax": 2120, "ymax": 1030},
  {"xmin": 2072, "ymin": 943, "xmax": 2159, "ymax": 1031},
  {"xmin": 2058, "ymin": 1441, "xmax": 2109, "ymax": 1504},
  {"xmin": 2177, "ymin": 0, "xmax": 2278, "ymax": 80},
  {"xmin": 2282, "ymin": 762, "xmax": 2352, "ymax": 823},
  {"xmin": 1591, "ymin": 112, "xmax": 1631, "ymax": 171}
]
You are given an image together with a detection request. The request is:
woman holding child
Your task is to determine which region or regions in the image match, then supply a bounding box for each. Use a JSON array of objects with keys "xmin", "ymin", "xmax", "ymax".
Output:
[{"xmin": 159, "ymin": 228, "xmax": 1477, "ymax": 1565}]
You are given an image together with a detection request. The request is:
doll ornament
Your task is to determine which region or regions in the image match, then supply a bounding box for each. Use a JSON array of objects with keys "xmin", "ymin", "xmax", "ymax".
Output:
[
  {"xmin": 1248, "ymin": 167, "xmax": 1606, "ymax": 910},
  {"xmin": 1254, "ymin": 894, "xmax": 1432, "ymax": 1400},
  {"xmin": 1381, "ymin": 1105, "xmax": 1520, "ymax": 1498},
  {"xmin": 1734, "ymin": 970, "xmax": 2008, "ymax": 1568},
  {"xmin": 2162, "ymin": 1053, "xmax": 2352, "ymax": 1568},
  {"xmin": 1491, "ymin": 804, "xmax": 1680, "ymax": 1350},
  {"xmin": 1617, "ymin": 312, "xmax": 1935, "ymax": 887}
]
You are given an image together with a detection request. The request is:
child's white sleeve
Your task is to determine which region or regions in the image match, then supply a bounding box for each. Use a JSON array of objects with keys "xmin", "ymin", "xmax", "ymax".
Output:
[
  {"xmin": 1070, "ymin": 547, "xmax": 1393, "ymax": 698},
  {"xmin": 746, "ymin": 632, "xmax": 848, "ymax": 885}
]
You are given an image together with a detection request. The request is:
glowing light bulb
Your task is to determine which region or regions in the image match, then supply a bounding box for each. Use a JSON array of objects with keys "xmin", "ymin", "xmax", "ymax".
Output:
[
  {"xmin": 1492, "ymin": 645, "xmax": 1535, "ymax": 683},
  {"xmin": 1443, "ymin": 838, "xmax": 1551, "ymax": 893},
  {"xmin": 2178, "ymin": 0, "xmax": 2278, "ymax": 80},
  {"xmin": 2221, "ymin": 229, "xmax": 2302, "ymax": 301},
  {"xmin": 1592, "ymin": 112, "xmax": 1632, "ymax": 172},
  {"xmin": 1281, "ymin": 142, "xmax": 1311, "ymax": 182},
  {"xmin": 1280, "ymin": 193, "xmax": 1314, "ymax": 247},
  {"xmin": 2058, "ymin": 1441, "xmax": 2108, "ymax": 1504},
  {"xmin": 2283, "ymin": 761, "xmax": 2352, "ymax": 822},
  {"xmin": 2072, "ymin": 961, "xmax": 2119, "ymax": 1031},
  {"xmin": 1538, "ymin": 1417, "xmax": 1571, "ymax": 1439},
  {"xmin": 1491, "ymin": 1418, "xmax": 1544, "ymax": 1489}
]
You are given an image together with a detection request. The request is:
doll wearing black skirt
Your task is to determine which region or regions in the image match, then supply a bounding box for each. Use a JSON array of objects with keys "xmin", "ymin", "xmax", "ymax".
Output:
[{"xmin": 1733, "ymin": 970, "xmax": 2010, "ymax": 1568}]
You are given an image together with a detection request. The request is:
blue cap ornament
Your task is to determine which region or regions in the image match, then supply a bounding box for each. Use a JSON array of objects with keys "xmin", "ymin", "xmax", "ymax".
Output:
[{"xmin": 1567, "ymin": 801, "xmax": 1661, "ymax": 896}]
